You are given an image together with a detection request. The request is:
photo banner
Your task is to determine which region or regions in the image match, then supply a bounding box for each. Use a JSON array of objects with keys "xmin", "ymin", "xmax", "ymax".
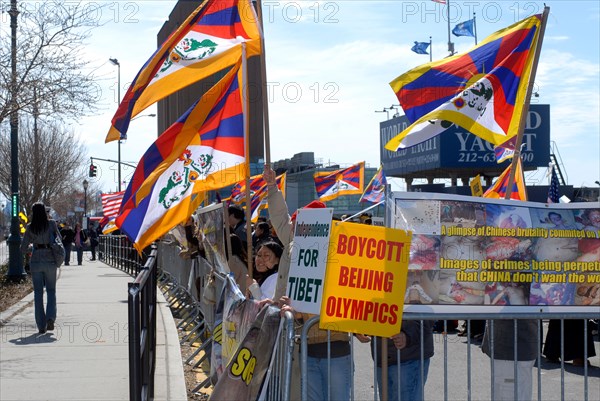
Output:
[
  {"xmin": 288, "ymin": 208, "xmax": 333, "ymax": 314},
  {"xmin": 320, "ymin": 222, "xmax": 412, "ymax": 337},
  {"xmin": 391, "ymin": 192, "xmax": 600, "ymax": 312}
]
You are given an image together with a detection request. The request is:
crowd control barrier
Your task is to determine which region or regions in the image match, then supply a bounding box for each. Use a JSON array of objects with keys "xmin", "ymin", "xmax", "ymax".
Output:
[
  {"xmin": 99, "ymin": 235, "xmax": 599, "ymax": 401},
  {"xmin": 99, "ymin": 235, "xmax": 157, "ymax": 401}
]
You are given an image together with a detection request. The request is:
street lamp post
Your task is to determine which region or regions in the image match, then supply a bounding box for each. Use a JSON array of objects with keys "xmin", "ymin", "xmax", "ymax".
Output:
[
  {"xmin": 7, "ymin": 0, "xmax": 25, "ymax": 280},
  {"xmin": 109, "ymin": 57, "xmax": 122, "ymax": 191},
  {"xmin": 83, "ymin": 179, "xmax": 89, "ymax": 219}
]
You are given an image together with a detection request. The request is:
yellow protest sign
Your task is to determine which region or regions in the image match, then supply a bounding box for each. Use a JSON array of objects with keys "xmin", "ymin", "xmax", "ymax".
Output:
[
  {"xmin": 470, "ymin": 175, "xmax": 483, "ymax": 197},
  {"xmin": 319, "ymin": 222, "xmax": 412, "ymax": 338}
]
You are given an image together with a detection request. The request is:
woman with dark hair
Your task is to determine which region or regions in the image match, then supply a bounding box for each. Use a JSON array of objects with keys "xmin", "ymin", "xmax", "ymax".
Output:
[
  {"xmin": 247, "ymin": 241, "xmax": 283, "ymax": 300},
  {"xmin": 227, "ymin": 233, "xmax": 250, "ymax": 293},
  {"xmin": 20, "ymin": 202, "xmax": 62, "ymax": 334}
]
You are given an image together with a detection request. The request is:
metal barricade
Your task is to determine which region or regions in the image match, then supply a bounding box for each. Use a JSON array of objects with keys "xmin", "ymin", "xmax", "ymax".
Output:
[
  {"xmin": 99, "ymin": 235, "xmax": 145, "ymax": 276},
  {"xmin": 299, "ymin": 313, "xmax": 599, "ymax": 401},
  {"xmin": 128, "ymin": 245, "xmax": 158, "ymax": 401}
]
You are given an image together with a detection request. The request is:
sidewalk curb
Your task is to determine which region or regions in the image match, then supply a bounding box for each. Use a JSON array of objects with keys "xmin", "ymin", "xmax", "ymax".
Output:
[
  {"xmin": 154, "ymin": 290, "xmax": 188, "ymax": 401},
  {"xmin": 0, "ymin": 291, "xmax": 34, "ymax": 327}
]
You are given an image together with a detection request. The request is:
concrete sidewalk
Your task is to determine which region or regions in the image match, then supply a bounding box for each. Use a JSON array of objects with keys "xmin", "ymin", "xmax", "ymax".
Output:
[{"xmin": 0, "ymin": 258, "xmax": 187, "ymax": 401}]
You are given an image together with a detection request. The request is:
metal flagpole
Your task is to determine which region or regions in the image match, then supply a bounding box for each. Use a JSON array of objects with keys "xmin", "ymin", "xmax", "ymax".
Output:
[
  {"xmin": 473, "ymin": 12, "xmax": 478, "ymax": 45},
  {"xmin": 429, "ymin": 36, "xmax": 433, "ymax": 62},
  {"xmin": 446, "ymin": 0, "xmax": 454, "ymax": 55},
  {"xmin": 240, "ymin": 43, "xmax": 254, "ymax": 278},
  {"xmin": 504, "ymin": 6, "xmax": 550, "ymax": 199},
  {"xmin": 255, "ymin": 0, "xmax": 271, "ymax": 164}
]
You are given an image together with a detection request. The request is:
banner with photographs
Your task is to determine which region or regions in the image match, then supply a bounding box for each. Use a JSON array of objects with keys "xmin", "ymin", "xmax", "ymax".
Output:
[
  {"xmin": 390, "ymin": 192, "xmax": 600, "ymax": 312},
  {"xmin": 195, "ymin": 202, "xmax": 229, "ymax": 273}
]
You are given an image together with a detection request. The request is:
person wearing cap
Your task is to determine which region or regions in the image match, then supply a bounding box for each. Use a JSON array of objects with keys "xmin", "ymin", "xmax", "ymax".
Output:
[{"xmin": 265, "ymin": 164, "xmax": 353, "ymax": 401}]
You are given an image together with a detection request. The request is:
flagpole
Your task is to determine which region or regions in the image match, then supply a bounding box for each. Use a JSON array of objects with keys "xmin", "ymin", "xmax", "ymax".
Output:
[
  {"xmin": 504, "ymin": 6, "xmax": 549, "ymax": 200},
  {"xmin": 429, "ymin": 36, "xmax": 432, "ymax": 62},
  {"xmin": 473, "ymin": 12, "xmax": 478, "ymax": 45},
  {"xmin": 255, "ymin": 0, "xmax": 272, "ymax": 165},
  {"xmin": 446, "ymin": 0, "xmax": 454, "ymax": 55},
  {"xmin": 240, "ymin": 43, "xmax": 254, "ymax": 279}
]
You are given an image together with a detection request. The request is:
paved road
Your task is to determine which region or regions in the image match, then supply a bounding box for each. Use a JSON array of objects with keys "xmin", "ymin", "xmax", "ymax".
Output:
[{"xmin": 352, "ymin": 328, "xmax": 600, "ymax": 401}]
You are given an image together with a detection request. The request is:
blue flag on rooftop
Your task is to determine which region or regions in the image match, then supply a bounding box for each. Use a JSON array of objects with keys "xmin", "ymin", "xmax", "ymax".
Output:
[
  {"xmin": 411, "ymin": 41, "xmax": 430, "ymax": 55},
  {"xmin": 452, "ymin": 19, "xmax": 475, "ymax": 37}
]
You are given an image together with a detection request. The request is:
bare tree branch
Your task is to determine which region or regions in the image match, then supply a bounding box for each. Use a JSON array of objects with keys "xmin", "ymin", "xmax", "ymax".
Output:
[{"xmin": 0, "ymin": 0, "xmax": 103, "ymax": 124}]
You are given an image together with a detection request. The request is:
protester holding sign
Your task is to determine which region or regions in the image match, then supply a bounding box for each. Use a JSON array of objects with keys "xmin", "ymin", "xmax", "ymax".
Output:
[
  {"xmin": 264, "ymin": 164, "xmax": 353, "ymax": 401},
  {"xmin": 247, "ymin": 241, "xmax": 283, "ymax": 300}
]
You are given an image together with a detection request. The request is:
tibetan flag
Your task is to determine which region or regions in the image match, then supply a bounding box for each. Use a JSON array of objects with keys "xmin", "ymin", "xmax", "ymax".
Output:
[
  {"xmin": 116, "ymin": 60, "xmax": 247, "ymax": 252},
  {"xmin": 314, "ymin": 162, "xmax": 364, "ymax": 202},
  {"xmin": 547, "ymin": 166, "xmax": 559, "ymax": 203},
  {"xmin": 118, "ymin": 58, "xmax": 243, "ymax": 214},
  {"xmin": 106, "ymin": 0, "xmax": 261, "ymax": 142},
  {"xmin": 411, "ymin": 41, "xmax": 430, "ymax": 55},
  {"xmin": 249, "ymin": 173, "xmax": 286, "ymax": 222},
  {"xmin": 360, "ymin": 165, "xmax": 387, "ymax": 204},
  {"xmin": 229, "ymin": 173, "xmax": 286, "ymax": 206},
  {"xmin": 452, "ymin": 19, "xmax": 475, "ymax": 38},
  {"xmin": 386, "ymin": 12, "xmax": 545, "ymax": 151},
  {"xmin": 494, "ymin": 136, "xmax": 516, "ymax": 163},
  {"xmin": 483, "ymin": 158, "xmax": 527, "ymax": 201},
  {"xmin": 229, "ymin": 174, "xmax": 268, "ymax": 204},
  {"xmin": 101, "ymin": 191, "xmax": 125, "ymax": 218}
]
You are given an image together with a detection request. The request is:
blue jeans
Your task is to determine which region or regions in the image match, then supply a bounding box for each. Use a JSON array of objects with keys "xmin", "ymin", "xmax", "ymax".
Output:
[
  {"xmin": 306, "ymin": 354, "xmax": 352, "ymax": 401},
  {"xmin": 75, "ymin": 245, "xmax": 83, "ymax": 265},
  {"xmin": 30, "ymin": 261, "xmax": 58, "ymax": 332},
  {"xmin": 376, "ymin": 358, "xmax": 431, "ymax": 401}
]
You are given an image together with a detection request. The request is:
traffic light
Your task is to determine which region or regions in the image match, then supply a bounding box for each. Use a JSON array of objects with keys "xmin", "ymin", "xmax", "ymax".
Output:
[{"xmin": 89, "ymin": 164, "xmax": 97, "ymax": 177}]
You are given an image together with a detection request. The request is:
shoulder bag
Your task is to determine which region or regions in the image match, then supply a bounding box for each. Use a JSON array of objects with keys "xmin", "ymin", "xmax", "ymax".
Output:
[{"xmin": 50, "ymin": 224, "xmax": 65, "ymax": 268}]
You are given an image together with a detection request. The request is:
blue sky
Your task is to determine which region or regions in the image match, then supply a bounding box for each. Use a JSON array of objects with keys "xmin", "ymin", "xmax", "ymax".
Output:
[{"xmin": 73, "ymin": 0, "xmax": 599, "ymax": 193}]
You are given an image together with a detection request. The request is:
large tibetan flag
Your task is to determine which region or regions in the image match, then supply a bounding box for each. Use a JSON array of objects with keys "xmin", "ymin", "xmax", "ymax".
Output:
[
  {"xmin": 386, "ymin": 11, "xmax": 545, "ymax": 151},
  {"xmin": 483, "ymin": 158, "xmax": 527, "ymax": 201},
  {"xmin": 106, "ymin": 0, "xmax": 261, "ymax": 142},
  {"xmin": 359, "ymin": 165, "xmax": 387, "ymax": 204},
  {"xmin": 116, "ymin": 60, "xmax": 247, "ymax": 252},
  {"xmin": 314, "ymin": 162, "xmax": 364, "ymax": 202}
]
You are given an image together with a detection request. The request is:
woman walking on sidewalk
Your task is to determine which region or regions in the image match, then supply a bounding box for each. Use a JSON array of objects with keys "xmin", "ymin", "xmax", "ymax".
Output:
[{"xmin": 20, "ymin": 202, "xmax": 61, "ymax": 334}]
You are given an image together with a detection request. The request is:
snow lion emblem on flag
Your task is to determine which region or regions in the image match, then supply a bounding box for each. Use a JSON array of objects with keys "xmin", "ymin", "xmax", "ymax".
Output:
[
  {"xmin": 158, "ymin": 150, "xmax": 214, "ymax": 208},
  {"xmin": 158, "ymin": 38, "xmax": 219, "ymax": 74}
]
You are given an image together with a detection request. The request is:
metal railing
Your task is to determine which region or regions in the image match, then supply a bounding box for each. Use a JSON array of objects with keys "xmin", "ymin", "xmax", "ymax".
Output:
[
  {"xmin": 98, "ymin": 235, "xmax": 157, "ymax": 401},
  {"xmin": 98, "ymin": 234, "xmax": 146, "ymax": 276},
  {"xmin": 128, "ymin": 247, "xmax": 158, "ymax": 401}
]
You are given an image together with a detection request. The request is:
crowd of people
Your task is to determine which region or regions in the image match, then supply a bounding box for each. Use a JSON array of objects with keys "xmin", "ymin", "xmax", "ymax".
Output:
[
  {"xmin": 191, "ymin": 164, "xmax": 597, "ymax": 401},
  {"xmin": 18, "ymin": 165, "xmax": 598, "ymax": 399}
]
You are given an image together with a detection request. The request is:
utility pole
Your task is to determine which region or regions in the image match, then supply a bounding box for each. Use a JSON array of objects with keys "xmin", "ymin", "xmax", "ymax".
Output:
[{"xmin": 7, "ymin": 0, "xmax": 25, "ymax": 280}]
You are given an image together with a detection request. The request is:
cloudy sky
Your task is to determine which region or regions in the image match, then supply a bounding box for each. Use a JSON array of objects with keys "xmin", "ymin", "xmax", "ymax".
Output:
[{"xmin": 68, "ymin": 0, "xmax": 599, "ymax": 193}]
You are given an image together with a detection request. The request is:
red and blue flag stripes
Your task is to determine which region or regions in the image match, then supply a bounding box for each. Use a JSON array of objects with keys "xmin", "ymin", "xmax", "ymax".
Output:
[
  {"xmin": 314, "ymin": 162, "xmax": 364, "ymax": 202},
  {"xmin": 360, "ymin": 165, "xmax": 387, "ymax": 204},
  {"xmin": 106, "ymin": 0, "xmax": 260, "ymax": 142}
]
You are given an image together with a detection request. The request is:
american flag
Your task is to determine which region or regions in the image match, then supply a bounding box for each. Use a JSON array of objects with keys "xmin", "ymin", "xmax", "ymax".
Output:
[
  {"xmin": 432, "ymin": 0, "xmax": 447, "ymax": 3},
  {"xmin": 101, "ymin": 191, "xmax": 125, "ymax": 218},
  {"xmin": 547, "ymin": 167, "xmax": 560, "ymax": 203}
]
